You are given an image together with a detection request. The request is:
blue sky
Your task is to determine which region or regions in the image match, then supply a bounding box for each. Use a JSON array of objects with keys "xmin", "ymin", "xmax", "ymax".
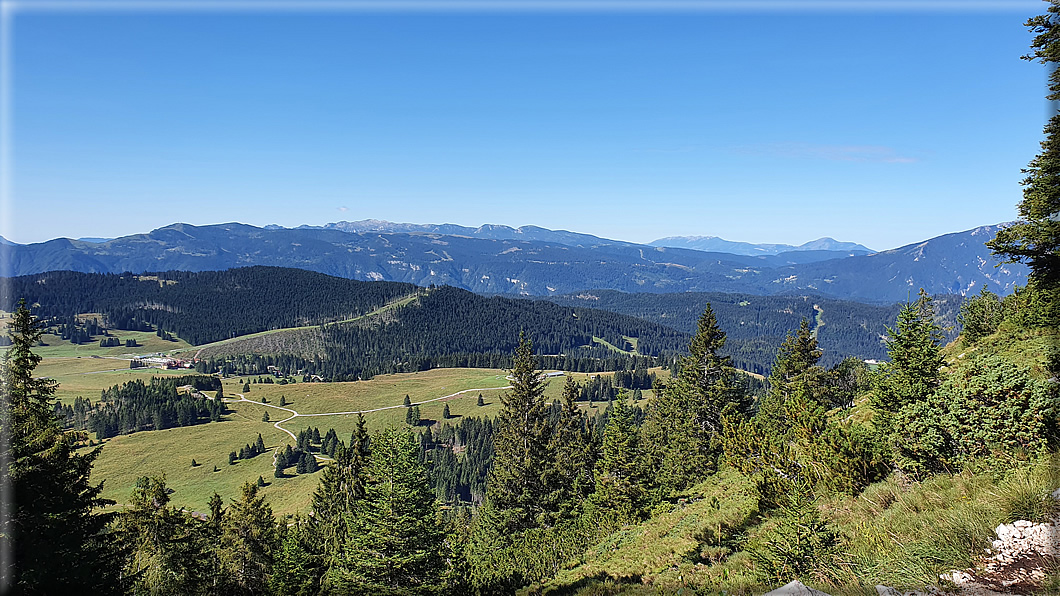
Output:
[{"xmin": 3, "ymin": 1, "xmax": 1050, "ymax": 250}]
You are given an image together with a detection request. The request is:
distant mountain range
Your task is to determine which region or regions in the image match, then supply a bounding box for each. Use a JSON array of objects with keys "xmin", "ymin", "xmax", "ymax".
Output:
[
  {"xmin": 307, "ymin": 219, "xmax": 623, "ymax": 248},
  {"xmin": 649, "ymin": 235, "xmax": 874, "ymax": 256},
  {"xmin": 0, "ymin": 221, "xmax": 1027, "ymax": 303},
  {"xmin": 299, "ymin": 219, "xmax": 874, "ymax": 256}
]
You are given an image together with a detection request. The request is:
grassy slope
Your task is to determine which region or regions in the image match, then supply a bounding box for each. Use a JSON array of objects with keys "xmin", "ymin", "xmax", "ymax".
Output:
[
  {"xmin": 89, "ymin": 400, "xmax": 321, "ymax": 517},
  {"xmin": 84, "ymin": 367, "xmax": 663, "ymax": 517},
  {"xmin": 174, "ymin": 292, "xmax": 421, "ymax": 358},
  {"xmin": 537, "ymin": 327, "xmax": 1060, "ymax": 595},
  {"xmin": 30, "ymin": 331, "xmax": 191, "ymax": 358},
  {"xmin": 828, "ymin": 454, "xmax": 1060, "ymax": 589},
  {"xmin": 38, "ymin": 357, "xmax": 203, "ymax": 404},
  {"xmin": 542, "ymin": 469, "xmax": 768, "ymax": 595},
  {"xmin": 540, "ymin": 454, "xmax": 1059, "ymax": 595}
]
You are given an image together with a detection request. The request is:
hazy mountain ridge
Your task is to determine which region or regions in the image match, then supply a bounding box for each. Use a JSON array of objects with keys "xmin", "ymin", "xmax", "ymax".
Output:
[
  {"xmin": 304, "ymin": 219, "xmax": 624, "ymax": 248},
  {"xmin": 649, "ymin": 234, "xmax": 874, "ymax": 256},
  {"xmin": 1, "ymin": 222, "xmax": 1027, "ymax": 303}
]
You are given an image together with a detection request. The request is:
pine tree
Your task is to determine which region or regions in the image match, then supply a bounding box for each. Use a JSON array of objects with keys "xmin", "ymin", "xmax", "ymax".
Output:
[
  {"xmin": 550, "ymin": 375, "xmax": 593, "ymax": 519},
  {"xmin": 325, "ymin": 427, "xmax": 445, "ymax": 594},
  {"xmin": 242, "ymin": 382, "xmax": 250, "ymax": 393},
  {"xmin": 406, "ymin": 405, "xmax": 421, "ymax": 426},
  {"xmin": 758, "ymin": 319, "xmax": 827, "ymax": 434},
  {"xmin": 958, "ymin": 285, "xmax": 1004, "ymax": 343},
  {"xmin": 220, "ymin": 482, "xmax": 277, "ymax": 594},
  {"xmin": 642, "ymin": 304, "xmax": 748, "ymax": 495},
  {"xmin": 477, "ymin": 393, "xmax": 484, "ymax": 406},
  {"xmin": 263, "ymin": 411, "xmax": 270, "ymax": 423},
  {"xmin": 269, "ymin": 520, "xmax": 317, "ymax": 596},
  {"xmin": 279, "ymin": 395, "xmax": 286, "ymax": 407},
  {"xmin": 482, "ymin": 333, "xmax": 556, "ymax": 531},
  {"xmin": 309, "ymin": 414, "xmax": 371, "ymax": 572},
  {"xmin": 871, "ymin": 290, "xmax": 948, "ymax": 471},
  {"xmin": 208, "ymin": 492, "xmax": 224, "ymax": 536},
  {"xmin": 403, "ymin": 394, "xmax": 412, "ymax": 407},
  {"xmin": 0, "ymin": 300, "xmax": 125, "ymax": 593},
  {"xmin": 120, "ymin": 475, "xmax": 216, "ymax": 594},
  {"xmin": 442, "ymin": 403, "xmax": 451, "ymax": 419},
  {"xmin": 591, "ymin": 400, "xmax": 651, "ymax": 528},
  {"xmin": 349, "ymin": 414, "xmax": 371, "ymax": 500},
  {"xmin": 872, "ymin": 291, "xmax": 945, "ymax": 421},
  {"xmin": 988, "ymin": 1, "xmax": 1060, "ymax": 304}
]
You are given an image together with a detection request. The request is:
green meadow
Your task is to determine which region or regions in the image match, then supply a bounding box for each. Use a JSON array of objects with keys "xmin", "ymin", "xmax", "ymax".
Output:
[
  {"xmin": 37, "ymin": 357, "xmax": 200, "ymax": 404},
  {"xmin": 81, "ymin": 366, "xmax": 662, "ymax": 516}
]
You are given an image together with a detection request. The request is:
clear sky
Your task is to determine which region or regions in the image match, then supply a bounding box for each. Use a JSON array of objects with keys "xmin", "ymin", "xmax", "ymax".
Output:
[{"xmin": 2, "ymin": 0, "xmax": 1051, "ymax": 250}]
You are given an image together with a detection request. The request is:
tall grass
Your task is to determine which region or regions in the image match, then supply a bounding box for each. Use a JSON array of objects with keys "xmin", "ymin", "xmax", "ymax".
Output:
[{"xmin": 832, "ymin": 452, "xmax": 1060, "ymax": 590}]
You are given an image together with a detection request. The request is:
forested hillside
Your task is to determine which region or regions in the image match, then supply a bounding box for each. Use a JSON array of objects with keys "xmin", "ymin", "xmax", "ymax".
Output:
[
  {"xmin": 198, "ymin": 285, "xmax": 692, "ymax": 380},
  {"xmin": 549, "ymin": 290, "xmax": 964, "ymax": 371},
  {"xmin": 4, "ymin": 267, "xmax": 966, "ymax": 377},
  {"xmin": 0, "ymin": 267, "xmax": 418, "ymax": 345}
]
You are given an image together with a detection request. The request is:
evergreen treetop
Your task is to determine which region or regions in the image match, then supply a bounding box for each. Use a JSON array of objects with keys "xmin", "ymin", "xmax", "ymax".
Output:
[
  {"xmin": 642, "ymin": 304, "xmax": 749, "ymax": 495},
  {"xmin": 988, "ymin": 1, "xmax": 1060, "ymax": 299},
  {"xmin": 1, "ymin": 300, "xmax": 125, "ymax": 593},
  {"xmin": 220, "ymin": 482, "xmax": 277, "ymax": 594},
  {"xmin": 485, "ymin": 332, "xmax": 558, "ymax": 531},
  {"xmin": 873, "ymin": 290, "xmax": 945, "ymax": 417},
  {"xmin": 326, "ymin": 427, "xmax": 444, "ymax": 594}
]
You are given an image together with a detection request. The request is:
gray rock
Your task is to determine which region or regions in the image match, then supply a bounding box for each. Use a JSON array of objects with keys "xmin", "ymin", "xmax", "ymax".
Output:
[
  {"xmin": 1051, "ymin": 487, "xmax": 1060, "ymax": 500},
  {"xmin": 875, "ymin": 586, "xmax": 901, "ymax": 596},
  {"xmin": 763, "ymin": 580, "xmax": 833, "ymax": 596}
]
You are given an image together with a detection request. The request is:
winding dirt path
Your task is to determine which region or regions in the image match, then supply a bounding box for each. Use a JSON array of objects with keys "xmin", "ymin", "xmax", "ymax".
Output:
[{"xmin": 223, "ymin": 384, "xmax": 512, "ymax": 461}]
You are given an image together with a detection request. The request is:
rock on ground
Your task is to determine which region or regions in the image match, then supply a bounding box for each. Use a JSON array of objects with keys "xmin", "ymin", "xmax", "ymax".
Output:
[{"xmin": 763, "ymin": 580, "xmax": 833, "ymax": 596}]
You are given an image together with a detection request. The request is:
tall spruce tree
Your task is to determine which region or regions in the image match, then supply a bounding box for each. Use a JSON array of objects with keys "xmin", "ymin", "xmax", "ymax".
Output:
[
  {"xmin": 0, "ymin": 300, "xmax": 125, "ymax": 593},
  {"xmin": 269, "ymin": 520, "xmax": 317, "ymax": 596},
  {"xmin": 482, "ymin": 332, "xmax": 556, "ymax": 530},
  {"xmin": 590, "ymin": 400, "xmax": 651, "ymax": 527},
  {"xmin": 120, "ymin": 475, "xmax": 217, "ymax": 595},
  {"xmin": 988, "ymin": 0, "xmax": 1060, "ymax": 303},
  {"xmin": 325, "ymin": 427, "xmax": 444, "ymax": 595},
  {"xmin": 642, "ymin": 304, "xmax": 748, "ymax": 495},
  {"xmin": 467, "ymin": 334, "xmax": 560, "ymax": 593},
  {"xmin": 219, "ymin": 482, "xmax": 277, "ymax": 595},
  {"xmin": 872, "ymin": 291, "xmax": 945, "ymax": 432},
  {"xmin": 757, "ymin": 319, "xmax": 827, "ymax": 434},
  {"xmin": 309, "ymin": 413, "xmax": 371, "ymax": 576},
  {"xmin": 549, "ymin": 375, "xmax": 594, "ymax": 519}
]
